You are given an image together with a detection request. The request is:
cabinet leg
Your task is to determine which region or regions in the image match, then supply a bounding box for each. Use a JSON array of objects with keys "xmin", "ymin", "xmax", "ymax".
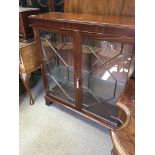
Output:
[
  {"xmin": 20, "ymin": 73, "xmax": 34, "ymax": 105},
  {"xmin": 44, "ymin": 95, "xmax": 53, "ymax": 106},
  {"xmin": 45, "ymin": 100, "xmax": 53, "ymax": 106},
  {"xmin": 45, "ymin": 97, "xmax": 53, "ymax": 106}
]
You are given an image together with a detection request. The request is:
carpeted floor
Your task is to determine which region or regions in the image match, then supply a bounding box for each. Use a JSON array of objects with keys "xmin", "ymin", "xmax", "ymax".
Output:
[{"xmin": 19, "ymin": 79, "xmax": 113, "ymax": 155}]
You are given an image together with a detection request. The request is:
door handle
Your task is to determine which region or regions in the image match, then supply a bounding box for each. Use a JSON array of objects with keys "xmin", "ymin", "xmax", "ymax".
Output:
[{"xmin": 76, "ymin": 78, "xmax": 80, "ymax": 89}]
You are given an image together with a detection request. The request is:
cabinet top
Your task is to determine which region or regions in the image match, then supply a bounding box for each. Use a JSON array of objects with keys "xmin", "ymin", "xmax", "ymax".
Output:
[{"xmin": 29, "ymin": 12, "xmax": 134, "ymax": 29}]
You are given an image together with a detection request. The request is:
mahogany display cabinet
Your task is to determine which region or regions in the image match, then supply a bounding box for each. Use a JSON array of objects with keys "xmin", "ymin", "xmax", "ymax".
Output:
[{"xmin": 30, "ymin": 12, "xmax": 135, "ymax": 130}]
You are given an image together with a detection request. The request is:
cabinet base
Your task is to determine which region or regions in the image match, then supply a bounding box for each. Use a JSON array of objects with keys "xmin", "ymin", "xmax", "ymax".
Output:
[
  {"xmin": 43, "ymin": 94, "xmax": 128, "ymax": 130},
  {"xmin": 45, "ymin": 101, "xmax": 53, "ymax": 106},
  {"xmin": 45, "ymin": 96, "xmax": 53, "ymax": 106}
]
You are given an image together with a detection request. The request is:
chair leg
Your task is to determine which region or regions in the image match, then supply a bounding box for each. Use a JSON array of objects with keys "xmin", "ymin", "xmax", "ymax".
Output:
[{"xmin": 20, "ymin": 73, "xmax": 34, "ymax": 105}]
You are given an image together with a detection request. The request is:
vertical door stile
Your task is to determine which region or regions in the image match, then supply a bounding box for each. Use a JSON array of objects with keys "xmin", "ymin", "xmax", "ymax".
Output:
[{"xmin": 73, "ymin": 30, "xmax": 82, "ymax": 110}]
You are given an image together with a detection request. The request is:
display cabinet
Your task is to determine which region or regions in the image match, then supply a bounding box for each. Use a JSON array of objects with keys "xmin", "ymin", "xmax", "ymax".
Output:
[{"xmin": 30, "ymin": 12, "xmax": 134, "ymax": 130}]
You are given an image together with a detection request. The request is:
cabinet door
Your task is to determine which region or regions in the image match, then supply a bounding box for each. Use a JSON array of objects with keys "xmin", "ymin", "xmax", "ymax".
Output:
[
  {"xmin": 39, "ymin": 31, "xmax": 76, "ymax": 106},
  {"xmin": 81, "ymin": 37, "xmax": 134, "ymax": 128}
]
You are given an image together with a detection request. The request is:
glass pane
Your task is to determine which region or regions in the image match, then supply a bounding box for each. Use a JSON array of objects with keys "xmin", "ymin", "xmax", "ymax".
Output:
[
  {"xmin": 81, "ymin": 38, "xmax": 134, "ymax": 127},
  {"xmin": 40, "ymin": 31, "xmax": 75, "ymax": 105}
]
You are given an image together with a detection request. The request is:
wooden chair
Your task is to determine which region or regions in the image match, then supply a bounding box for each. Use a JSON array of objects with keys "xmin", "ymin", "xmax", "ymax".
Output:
[{"xmin": 19, "ymin": 42, "xmax": 41, "ymax": 104}]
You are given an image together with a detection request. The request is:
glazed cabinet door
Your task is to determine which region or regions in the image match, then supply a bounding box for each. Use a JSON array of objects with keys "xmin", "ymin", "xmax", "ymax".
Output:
[
  {"xmin": 39, "ymin": 30, "xmax": 76, "ymax": 107},
  {"xmin": 80, "ymin": 36, "xmax": 134, "ymax": 128}
]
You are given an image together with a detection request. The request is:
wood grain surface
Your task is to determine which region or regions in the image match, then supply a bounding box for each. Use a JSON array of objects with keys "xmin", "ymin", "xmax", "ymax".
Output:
[
  {"xmin": 64, "ymin": 0, "xmax": 134, "ymax": 17},
  {"xmin": 111, "ymin": 80, "xmax": 135, "ymax": 155},
  {"xmin": 30, "ymin": 12, "xmax": 134, "ymax": 28}
]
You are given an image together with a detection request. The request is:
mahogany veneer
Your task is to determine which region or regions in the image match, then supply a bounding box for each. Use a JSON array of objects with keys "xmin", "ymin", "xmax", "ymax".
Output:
[{"xmin": 29, "ymin": 12, "xmax": 135, "ymax": 131}]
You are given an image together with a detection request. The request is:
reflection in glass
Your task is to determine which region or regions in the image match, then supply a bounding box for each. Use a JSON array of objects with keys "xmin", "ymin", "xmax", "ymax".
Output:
[
  {"xmin": 81, "ymin": 38, "xmax": 134, "ymax": 127},
  {"xmin": 40, "ymin": 31, "xmax": 75, "ymax": 105}
]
